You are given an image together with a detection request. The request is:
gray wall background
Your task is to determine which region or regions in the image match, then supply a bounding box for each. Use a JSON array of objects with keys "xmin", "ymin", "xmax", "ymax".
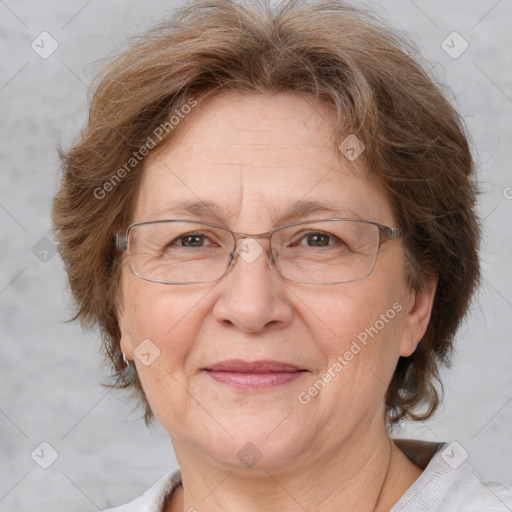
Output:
[{"xmin": 1, "ymin": 0, "xmax": 511, "ymax": 510}]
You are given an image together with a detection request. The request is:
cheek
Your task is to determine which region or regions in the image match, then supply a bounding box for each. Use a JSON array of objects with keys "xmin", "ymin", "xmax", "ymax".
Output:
[
  {"xmin": 293, "ymin": 279, "xmax": 403, "ymax": 355},
  {"xmin": 120, "ymin": 281, "xmax": 215, "ymax": 425},
  {"xmin": 293, "ymin": 280, "xmax": 406, "ymax": 409},
  {"xmin": 120, "ymin": 277, "xmax": 210, "ymax": 372},
  {"xmin": 298, "ymin": 294, "xmax": 404, "ymax": 428}
]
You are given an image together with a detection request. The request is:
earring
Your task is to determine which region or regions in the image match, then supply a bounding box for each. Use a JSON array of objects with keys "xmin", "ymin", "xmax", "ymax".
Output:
[{"xmin": 122, "ymin": 352, "xmax": 132, "ymax": 366}]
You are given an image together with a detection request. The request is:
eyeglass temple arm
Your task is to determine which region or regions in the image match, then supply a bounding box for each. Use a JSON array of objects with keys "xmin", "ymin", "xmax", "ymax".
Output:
[
  {"xmin": 380, "ymin": 226, "xmax": 403, "ymax": 240},
  {"xmin": 115, "ymin": 233, "xmax": 128, "ymax": 250}
]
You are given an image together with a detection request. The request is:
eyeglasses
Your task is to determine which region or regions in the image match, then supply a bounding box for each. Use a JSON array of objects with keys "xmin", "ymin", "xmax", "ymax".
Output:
[{"xmin": 115, "ymin": 218, "xmax": 403, "ymax": 285}]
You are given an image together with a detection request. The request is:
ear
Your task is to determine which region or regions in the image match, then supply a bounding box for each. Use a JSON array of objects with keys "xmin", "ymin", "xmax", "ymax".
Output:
[
  {"xmin": 399, "ymin": 277, "xmax": 438, "ymax": 357},
  {"xmin": 119, "ymin": 322, "xmax": 135, "ymax": 360},
  {"xmin": 116, "ymin": 294, "xmax": 135, "ymax": 360}
]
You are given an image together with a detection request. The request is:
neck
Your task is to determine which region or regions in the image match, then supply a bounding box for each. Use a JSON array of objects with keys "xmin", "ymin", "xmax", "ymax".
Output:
[{"xmin": 166, "ymin": 423, "xmax": 422, "ymax": 512}]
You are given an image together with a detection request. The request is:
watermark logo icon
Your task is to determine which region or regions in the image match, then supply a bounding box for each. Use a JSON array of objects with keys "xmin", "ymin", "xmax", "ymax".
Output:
[
  {"xmin": 32, "ymin": 237, "xmax": 57, "ymax": 263},
  {"xmin": 31, "ymin": 441, "xmax": 59, "ymax": 469},
  {"xmin": 441, "ymin": 32, "xmax": 469, "ymax": 59},
  {"xmin": 236, "ymin": 238, "xmax": 263, "ymax": 264},
  {"xmin": 441, "ymin": 441, "xmax": 469, "ymax": 469},
  {"xmin": 338, "ymin": 134, "xmax": 365, "ymax": 161},
  {"xmin": 31, "ymin": 32, "xmax": 59, "ymax": 59},
  {"xmin": 134, "ymin": 338, "xmax": 161, "ymax": 366},
  {"xmin": 237, "ymin": 442, "xmax": 263, "ymax": 468}
]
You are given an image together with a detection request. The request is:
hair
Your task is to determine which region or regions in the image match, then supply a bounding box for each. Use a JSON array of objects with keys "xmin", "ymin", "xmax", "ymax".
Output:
[{"xmin": 52, "ymin": 0, "xmax": 480, "ymax": 425}]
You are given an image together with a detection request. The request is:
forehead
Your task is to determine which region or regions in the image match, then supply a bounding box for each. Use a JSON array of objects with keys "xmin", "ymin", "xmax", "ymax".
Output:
[{"xmin": 134, "ymin": 92, "xmax": 395, "ymax": 228}]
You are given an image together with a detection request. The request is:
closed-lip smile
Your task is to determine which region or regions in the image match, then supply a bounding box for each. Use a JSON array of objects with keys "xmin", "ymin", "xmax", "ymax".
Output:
[{"xmin": 202, "ymin": 359, "xmax": 308, "ymax": 390}]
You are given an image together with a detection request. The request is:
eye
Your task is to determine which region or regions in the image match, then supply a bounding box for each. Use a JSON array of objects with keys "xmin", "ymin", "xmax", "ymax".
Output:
[
  {"xmin": 302, "ymin": 232, "xmax": 332, "ymax": 247},
  {"xmin": 292, "ymin": 231, "xmax": 339, "ymax": 248},
  {"xmin": 283, "ymin": 226, "xmax": 354, "ymax": 254},
  {"xmin": 173, "ymin": 232, "xmax": 216, "ymax": 248}
]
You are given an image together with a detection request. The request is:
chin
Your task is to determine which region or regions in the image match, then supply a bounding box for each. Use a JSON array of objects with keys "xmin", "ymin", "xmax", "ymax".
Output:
[{"xmin": 191, "ymin": 415, "xmax": 313, "ymax": 472}]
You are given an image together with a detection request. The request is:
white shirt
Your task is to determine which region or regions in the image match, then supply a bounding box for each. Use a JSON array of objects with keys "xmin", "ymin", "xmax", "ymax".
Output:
[{"xmin": 104, "ymin": 440, "xmax": 512, "ymax": 511}]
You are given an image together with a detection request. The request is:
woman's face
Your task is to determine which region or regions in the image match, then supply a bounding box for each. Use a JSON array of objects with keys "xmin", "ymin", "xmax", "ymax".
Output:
[{"xmin": 119, "ymin": 92, "xmax": 434, "ymax": 471}]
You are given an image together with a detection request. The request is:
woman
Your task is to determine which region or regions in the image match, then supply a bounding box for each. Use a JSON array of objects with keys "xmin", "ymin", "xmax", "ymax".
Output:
[{"xmin": 52, "ymin": 0, "xmax": 511, "ymax": 510}]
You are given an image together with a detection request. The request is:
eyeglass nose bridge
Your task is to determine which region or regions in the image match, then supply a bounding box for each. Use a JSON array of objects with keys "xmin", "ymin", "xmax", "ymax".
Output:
[{"xmin": 226, "ymin": 230, "xmax": 279, "ymax": 272}]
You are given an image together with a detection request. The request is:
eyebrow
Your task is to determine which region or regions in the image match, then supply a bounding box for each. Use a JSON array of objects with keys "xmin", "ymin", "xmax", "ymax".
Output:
[
  {"xmin": 279, "ymin": 200, "xmax": 363, "ymax": 222},
  {"xmin": 151, "ymin": 200, "xmax": 230, "ymax": 221},
  {"xmin": 150, "ymin": 199, "xmax": 363, "ymax": 224}
]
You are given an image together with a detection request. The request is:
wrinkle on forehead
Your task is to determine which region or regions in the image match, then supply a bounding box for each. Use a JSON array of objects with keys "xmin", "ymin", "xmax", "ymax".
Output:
[
  {"xmin": 164, "ymin": 91, "xmax": 338, "ymax": 147},
  {"xmin": 134, "ymin": 92, "xmax": 392, "ymax": 228}
]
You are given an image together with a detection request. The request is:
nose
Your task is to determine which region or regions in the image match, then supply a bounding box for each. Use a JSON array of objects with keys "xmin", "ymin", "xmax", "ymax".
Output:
[{"xmin": 212, "ymin": 238, "xmax": 293, "ymax": 333}]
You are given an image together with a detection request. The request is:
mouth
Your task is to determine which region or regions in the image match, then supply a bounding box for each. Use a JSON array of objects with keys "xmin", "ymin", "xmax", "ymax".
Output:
[{"xmin": 202, "ymin": 359, "xmax": 309, "ymax": 390}]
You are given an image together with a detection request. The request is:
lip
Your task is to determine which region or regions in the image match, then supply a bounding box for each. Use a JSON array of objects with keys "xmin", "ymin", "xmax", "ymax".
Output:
[
  {"xmin": 204, "ymin": 359, "xmax": 304, "ymax": 373},
  {"xmin": 203, "ymin": 360, "xmax": 308, "ymax": 390}
]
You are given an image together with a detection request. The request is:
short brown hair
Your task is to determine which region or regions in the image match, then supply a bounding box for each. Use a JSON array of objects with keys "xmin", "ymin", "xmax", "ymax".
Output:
[{"xmin": 52, "ymin": 0, "xmax": 480, "ymax": 425}]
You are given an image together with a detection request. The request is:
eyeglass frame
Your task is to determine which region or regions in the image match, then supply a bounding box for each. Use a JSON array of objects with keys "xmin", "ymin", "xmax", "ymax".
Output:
[{"xmin": 114, "ymin": 217, "xmax": 404, "ymax": 285}]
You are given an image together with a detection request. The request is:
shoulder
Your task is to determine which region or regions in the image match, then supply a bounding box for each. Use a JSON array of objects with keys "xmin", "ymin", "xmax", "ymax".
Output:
[
  {"xmin": 103, "ymin": 470, "xmax": 182, "ymax": 512},
  {"xmin": 392, "ymin": 440, "xmax": 512, "ymax": 512}
]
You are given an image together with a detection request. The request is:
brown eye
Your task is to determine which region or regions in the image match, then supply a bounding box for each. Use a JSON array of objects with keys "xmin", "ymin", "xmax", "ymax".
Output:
[
  {"xmin": 305, "ymin": 233, "xmax": 331, "ymax": 247},
  {"xmin": 178, "ymin": 233, "xmax": 207, "ymax": 247}
]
